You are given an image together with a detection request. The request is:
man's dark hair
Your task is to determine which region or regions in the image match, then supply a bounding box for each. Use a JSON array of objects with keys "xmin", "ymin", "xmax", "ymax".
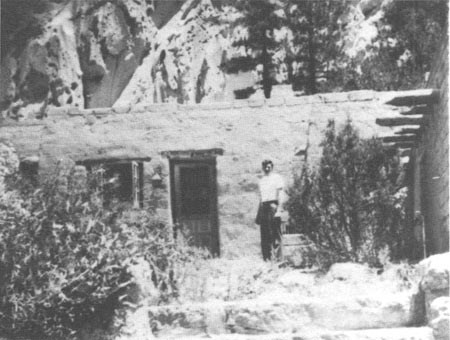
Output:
[{"xmin": 262, "ymin": 159, "xmax": 273, "ymax": 168}]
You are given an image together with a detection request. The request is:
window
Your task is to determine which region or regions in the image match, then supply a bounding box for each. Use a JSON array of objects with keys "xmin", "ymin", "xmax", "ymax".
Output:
[
  {"xmin": 19, "ymin": 158, "xmax": 39, "ymax": 184},
  {"xmin": 78, "ymin": 158, "xmax": 147, "ymax": 209}
]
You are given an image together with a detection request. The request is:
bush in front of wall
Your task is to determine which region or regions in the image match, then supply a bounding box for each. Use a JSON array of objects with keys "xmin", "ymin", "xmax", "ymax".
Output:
[
  {"xmin": 286, "ymin": 119, "xmax": 415, "ymax": 268},
  {"xmin": 0, "ymin": 165, "xmax": 207, "ymax": 339}
]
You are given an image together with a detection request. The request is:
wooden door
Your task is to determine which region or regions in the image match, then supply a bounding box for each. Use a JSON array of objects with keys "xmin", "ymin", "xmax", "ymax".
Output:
[{"xmin": 171, "ymin": 160, "xmax": 220, "ymax": 255}]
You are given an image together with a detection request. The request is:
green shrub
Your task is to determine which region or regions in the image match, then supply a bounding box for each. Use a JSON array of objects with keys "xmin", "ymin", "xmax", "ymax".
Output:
[
  {"xmin": 0, "ymin": 165, "xmax": 205, "ymax": 339},
  {"xmin": 286, "ymin": 119, "xmax": 415, "ymax": 267}
]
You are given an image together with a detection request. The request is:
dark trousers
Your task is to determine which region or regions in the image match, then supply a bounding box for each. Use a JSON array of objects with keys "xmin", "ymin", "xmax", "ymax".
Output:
[{"xmin": 256, "ymin": 201, "xmax": 281, "ymax": 261}]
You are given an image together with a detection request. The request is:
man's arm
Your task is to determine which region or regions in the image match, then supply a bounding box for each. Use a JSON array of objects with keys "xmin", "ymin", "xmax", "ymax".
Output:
[
  {"xmin": 274, "ymin": 188, "xmax": 283, "ymax": 215},
  {"xmin": 274, "ymin": 175, "xmax": 285, "ymax": 217}
]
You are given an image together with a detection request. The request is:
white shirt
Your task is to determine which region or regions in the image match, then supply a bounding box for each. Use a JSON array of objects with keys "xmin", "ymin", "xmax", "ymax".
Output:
[{"xmin": 259, "ymin": 172, "xmax": 284, "ymax": 202}]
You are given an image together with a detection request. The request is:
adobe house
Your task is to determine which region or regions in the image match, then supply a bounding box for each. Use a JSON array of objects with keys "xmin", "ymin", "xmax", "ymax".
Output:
[
  {"xmin": 2, "ymin": 74, "xmax": 447, "ymax": 258},
  {"xmin": 402, "ymin": 40, "xmax": 449, "ymax": 256}
]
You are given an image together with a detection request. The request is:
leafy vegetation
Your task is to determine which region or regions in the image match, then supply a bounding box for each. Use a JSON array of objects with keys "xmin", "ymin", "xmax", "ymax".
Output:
[
  {"xmin": 343, "ymin": 0, "xmax": 448, "ymax": 90},
  {"xmin": 221, "ymin": 0, "xmax": 283, "ymax": 98},
  {"xmin": 0, "ymin": 165, "xmax": 206, "ymax": 339},
  {"xmin": 286, "ymin": 120, "xmax": 416, "ymax": 267},
  {"xmin": 222, "ymin": 0, "xmax": 446, "ymax": 94},
  {"xmin": 285, "ymin": 0, "xmax": 351, "ymax": 94},
  {"xmin": 0, "ymin": 0, "xmax": 50, "ymax": 58}
]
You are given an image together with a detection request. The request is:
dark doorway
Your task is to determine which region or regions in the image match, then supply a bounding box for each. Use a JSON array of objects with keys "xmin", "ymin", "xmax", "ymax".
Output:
[{"xmin": 170, "ymin": 159, "xmax": 220, "ymax": 255}]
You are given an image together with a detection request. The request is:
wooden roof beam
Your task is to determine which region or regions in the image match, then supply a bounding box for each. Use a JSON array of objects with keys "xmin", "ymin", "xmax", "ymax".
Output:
[
  {"xmin": 384, "ymin": 141, "xmax": 416, "ymax": 149},
  {"xmin": 376, "ymin": 116, "xmax": 423, "ymax": 127},
  {"xmin": 394, "ymin": 127, "xmax": 421, "ymax": 135},
  {"xmin": 400, "ymin": 105, "xmax": 431, "ymax": 116},
  {"xmin": 161, "ymin": 148, "xmax": 224, "ymax": 159},
  {"xmin": 385, "ymin": 89, "xmax": 439, "ymax": 106},
  {"xmin": 382, "ymin": 135, "xmax": 418, "ymax": 143},
  {"xmin": 76, "ymin": 156, "xmax": 151, "ymax": 165},
  {"xmin": 398, "ymin": 148, "xmax": 411, "ymax": 157}
]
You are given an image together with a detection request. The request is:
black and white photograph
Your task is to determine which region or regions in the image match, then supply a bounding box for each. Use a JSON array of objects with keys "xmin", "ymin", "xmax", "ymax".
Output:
[{"xmin": 0, "ymin": 0, "xmax": 449, "ymax": 339}]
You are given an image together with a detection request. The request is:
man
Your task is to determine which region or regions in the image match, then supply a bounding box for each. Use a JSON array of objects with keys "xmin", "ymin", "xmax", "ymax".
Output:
[{"xmin": 256, "ymin": 159, "xmax": 285, "ymax": 261}]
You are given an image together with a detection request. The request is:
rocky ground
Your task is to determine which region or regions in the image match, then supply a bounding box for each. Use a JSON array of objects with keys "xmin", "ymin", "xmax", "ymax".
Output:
[{"xmin": 116, "ymin": 253, "xmax": 450, "ymax": 340}]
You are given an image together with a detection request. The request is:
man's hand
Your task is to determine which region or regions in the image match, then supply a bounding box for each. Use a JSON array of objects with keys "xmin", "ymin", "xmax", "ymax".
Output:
[{"xmin": 275, "ymin": 208, "xmax": 288, "ymax": 222}]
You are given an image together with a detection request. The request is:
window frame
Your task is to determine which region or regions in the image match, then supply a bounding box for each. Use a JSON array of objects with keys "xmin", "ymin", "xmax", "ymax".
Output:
[{"xmin": 76, "ymin": 158, "xmax": 148, "ymax": 209}]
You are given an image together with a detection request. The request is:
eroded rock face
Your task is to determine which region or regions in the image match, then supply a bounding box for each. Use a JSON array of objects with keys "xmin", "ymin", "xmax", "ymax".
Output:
[
  {"xmin": 1, "ymin": 2, "xmax": 84, "ymax": 117},
  {"xmin": 1, "ymin": 0, "xmax": 238, "ymax": 114},
  {"xmin": 326, "ymin": 262, "xmax": 375, "ymax": 282},
  {"xmin": 419, "ymin": 253, "xmax": 450, "ymax": 292},
  {"xmin": 359, "ymin": 0, "xmax": 385, "ymax": 16},
  {"xmin": 77, "ymin": 0, "xmax": 156, "ymax": 108},
  {"xmin": 418, "ymin": 252, "xmax": 450, "ymax": 321},
  {"xmin": 340, "ymin": 0, "xmax": 394, "ymax": 59},
  {"xmin": 0, "ymin": 0, "xmax": 157, "ymax": 114},
  {"xmin": 1, "ymin": 0, "xmax": 388, "ymax": 115},
  {"xmin": 114, "ymin": 0, "xmax": 231, "ymax": 106},
  {"xmin": 1, "ymin": 0, "xmax": 234, "ymax": 114},
  {"xmin": 429, "ymin": 296, "xmax": 450, "ymax": 340}
]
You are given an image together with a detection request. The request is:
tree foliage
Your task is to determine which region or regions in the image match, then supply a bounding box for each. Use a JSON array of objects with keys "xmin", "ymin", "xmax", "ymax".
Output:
[
  {"xmin": 285, "ymin": 0, "xmax": 350, "ymax": 94},
  {"xmin": 286, "ymin": 120, "xmax": 415, "ymax": 266},
  {"xmin": 224, "ymin": 0, "xmax": 447, "ymax": 94},
  {"xmin": 0, "ymin": 0, "xmax": 50, "ymax": 58},
  {"xmin": 342, "ymin": 0, "xmax": 448, "ymax": 91},
  {"xmin": 222, "ymin": 0, "xmax": 283, "ymax": 98},
  {"xmin": 0, "ymin": 165, "xmax": 206, "ymax": 339}
]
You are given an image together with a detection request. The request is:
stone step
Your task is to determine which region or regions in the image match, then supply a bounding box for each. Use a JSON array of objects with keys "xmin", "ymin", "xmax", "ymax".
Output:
[
  {"xmin": 156, "ymin": 326, "xmax": 434, "ymax": 340},
  {"xmin": 149, "ymin": 293, "xmax": 416, "ymax": 336}
]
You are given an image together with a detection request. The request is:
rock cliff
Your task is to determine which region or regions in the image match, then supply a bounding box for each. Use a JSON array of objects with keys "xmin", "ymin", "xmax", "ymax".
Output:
[{"xmin": 0, "ymin": 0, "xmax": 390, "ymax": 117}]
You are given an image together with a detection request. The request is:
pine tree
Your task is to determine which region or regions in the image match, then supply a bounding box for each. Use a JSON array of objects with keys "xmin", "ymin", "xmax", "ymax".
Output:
[
  {"xmin": 343, "ymin": 0, "xmax": 448, "ymax": 91},
  {"xmin": 286, "ymin": 0, "xmax": 350, "ymax": 94},
  {"xmin": 224, "ymin": 0, "xmax": 283, "ymax": 98}
]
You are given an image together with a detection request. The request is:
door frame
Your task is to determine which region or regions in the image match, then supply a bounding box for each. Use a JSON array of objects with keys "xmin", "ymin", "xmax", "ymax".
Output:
[{"xmin": 169, "ymin": 157, "xmax": 220, "ymax": 256}]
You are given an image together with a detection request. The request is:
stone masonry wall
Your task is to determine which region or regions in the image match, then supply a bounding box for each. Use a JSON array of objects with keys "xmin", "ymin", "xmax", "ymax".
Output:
[
  {"xmin": 0, "ymin": 91, "xmax": 406, "ymax": 257},
  {"xmin": 420, "ymin": 40, "xmax": 449, "ymax": 255}
]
